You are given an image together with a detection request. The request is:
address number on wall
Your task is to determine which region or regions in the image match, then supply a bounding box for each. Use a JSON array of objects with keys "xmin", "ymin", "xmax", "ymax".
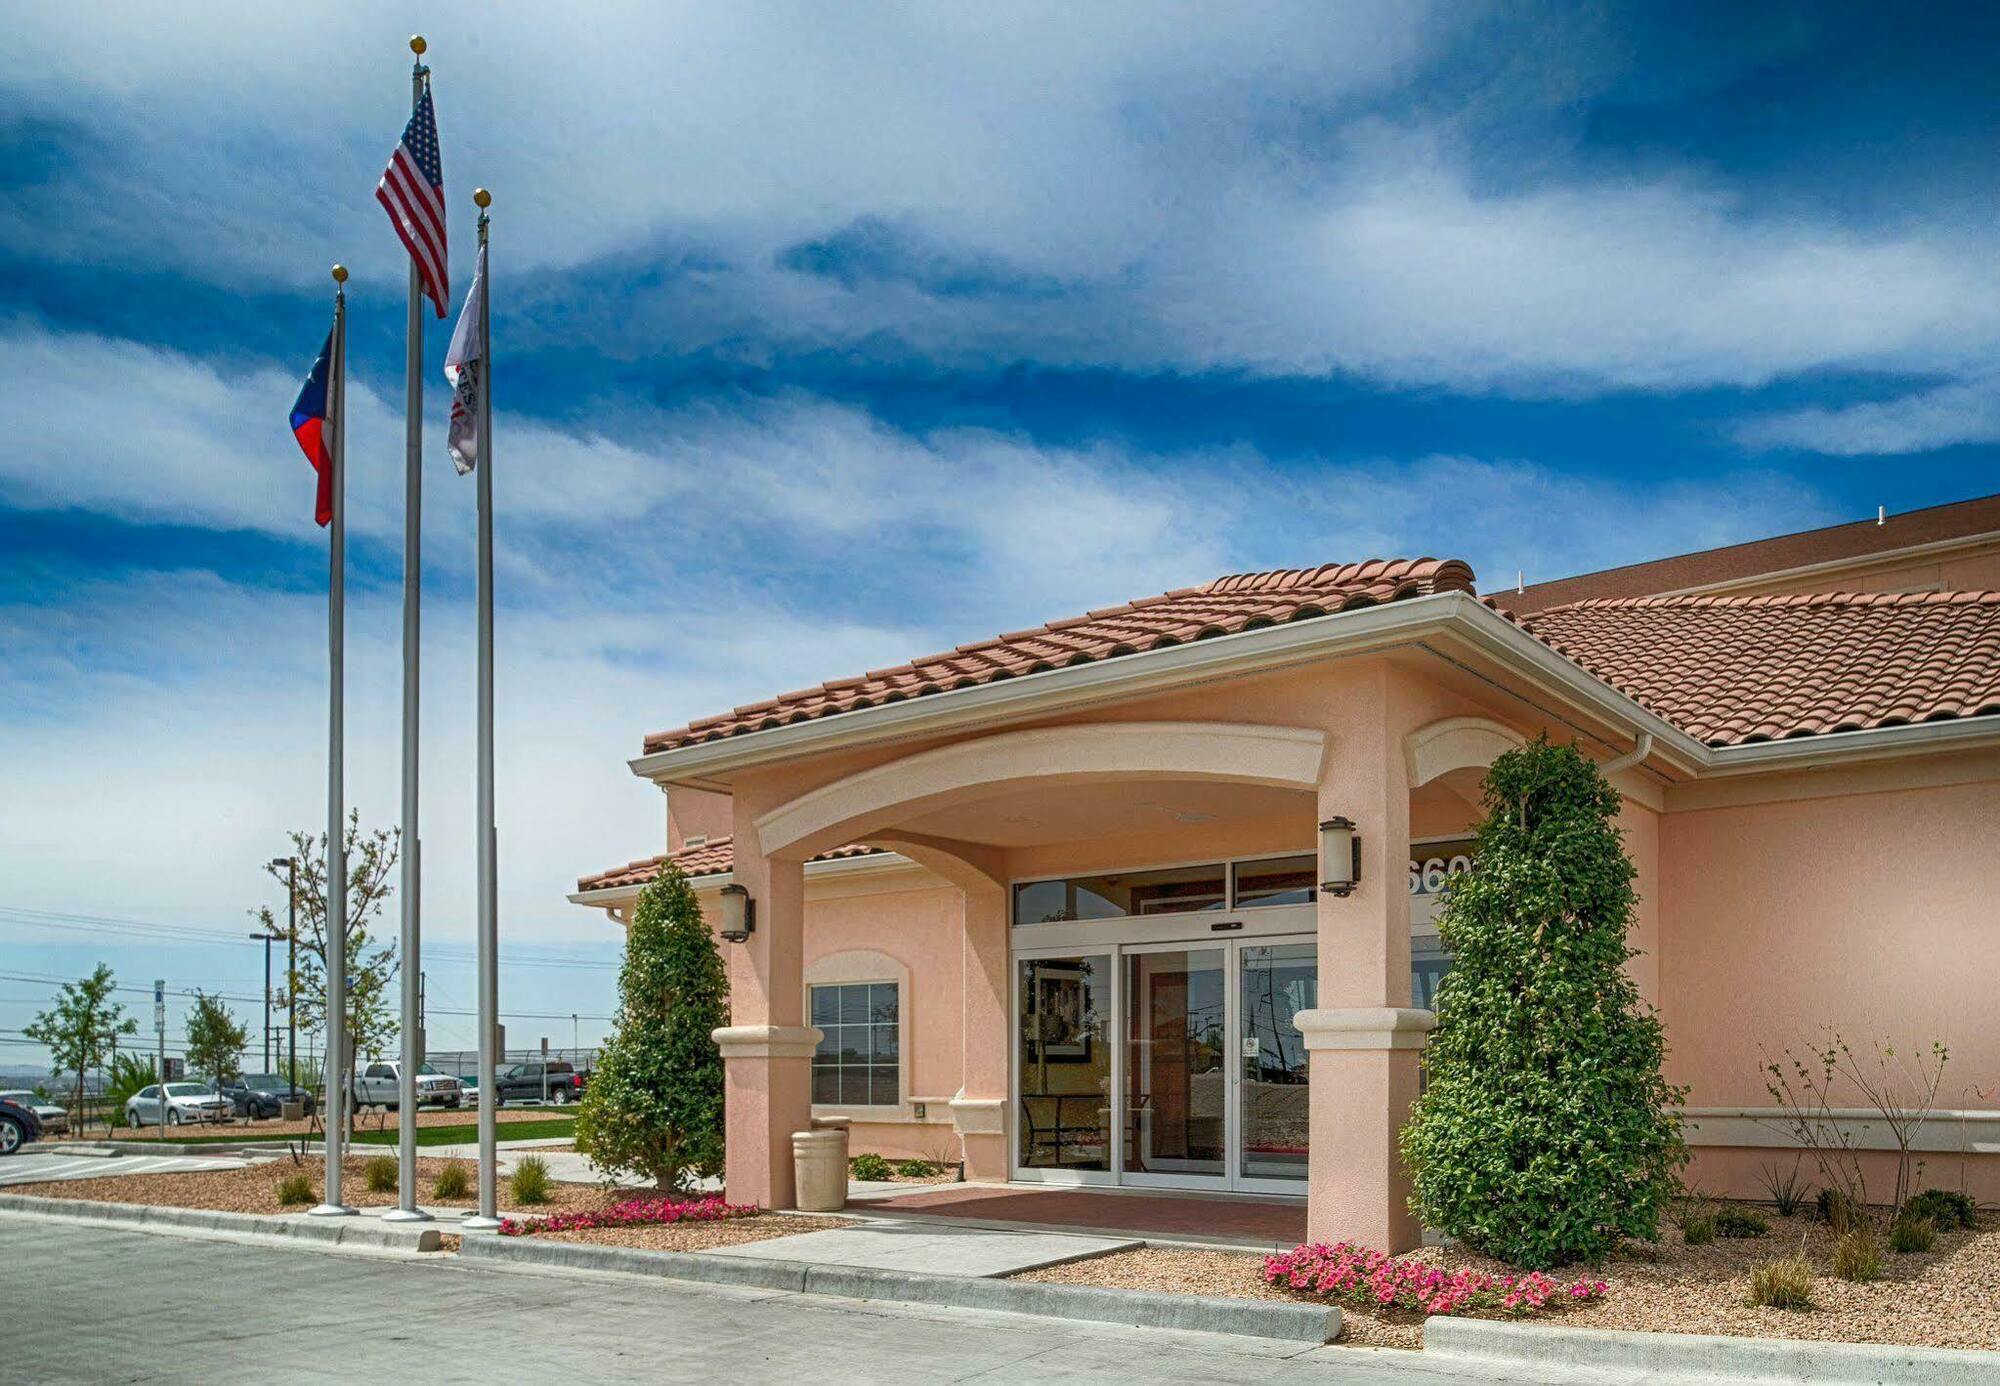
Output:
[{"xmin": 1409, "ymin": 838, "xmax": 1476, "ymax": 896}]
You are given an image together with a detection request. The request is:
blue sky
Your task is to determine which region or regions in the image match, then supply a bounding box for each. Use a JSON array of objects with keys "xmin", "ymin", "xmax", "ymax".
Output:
[{"xmin": 3, "ymin": 4, "xmax": 1997, "ymax": 1070}]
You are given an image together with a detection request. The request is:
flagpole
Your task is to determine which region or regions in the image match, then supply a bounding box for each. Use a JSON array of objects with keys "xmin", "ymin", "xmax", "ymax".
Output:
[
  {"xmin": 311, "ymin": 263, "xmax": 355, "ymax": 1218},
  {"xmin": 464, "ymin": 189, "xmax": 503, "ymax": 1231},
  {"xmin": 387, "ymin": 33, "xmax": 433, "ymax": 1226}
]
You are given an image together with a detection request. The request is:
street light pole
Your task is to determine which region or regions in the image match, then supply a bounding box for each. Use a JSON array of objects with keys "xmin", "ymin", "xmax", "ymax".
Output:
[
  {"xmin": 250, "ymin": 931, "xmax": 276, "ymax": 1072},
  {"xmin": 271, "ymin": 857, "xmax": 299, "ymax": 1094}
]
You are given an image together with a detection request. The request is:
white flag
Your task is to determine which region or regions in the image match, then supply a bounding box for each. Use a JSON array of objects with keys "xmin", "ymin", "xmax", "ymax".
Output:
[{"xmin": 443, "ymin": 243, "xmax": 485, "ymax": 475}]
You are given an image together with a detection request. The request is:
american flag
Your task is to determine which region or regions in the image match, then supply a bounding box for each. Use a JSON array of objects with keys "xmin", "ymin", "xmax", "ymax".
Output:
[{"xmin": 376, "ymin": 82, "xmax": 448, "ymax": 317}]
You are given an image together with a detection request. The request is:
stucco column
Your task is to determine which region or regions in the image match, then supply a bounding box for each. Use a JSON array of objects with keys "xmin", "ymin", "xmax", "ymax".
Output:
[
  {"xmin": 1295, "ymin": 670, "xmax": 1431, "ymax": 1252},
  {"xmin": 713, "ymin": 805, "xmax": 815, "ymax": 1210},
  {"xmin": 951, "ymin": 876, "xmax": 1010, "ymax": 1178},
  {"xmin": 875, "ymin": 832, "xmax": 1011, "ymax": 1180}
]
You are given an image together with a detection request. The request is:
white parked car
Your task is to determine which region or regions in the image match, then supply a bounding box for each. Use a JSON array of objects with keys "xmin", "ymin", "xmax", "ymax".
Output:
[
  {"xmin": 0, "ymin": 1091, "xmax": 69, "ymax": 1135},
  {"xmin": 126, "ymin": 1082, "xmax": 233, "ymax": 1128}
]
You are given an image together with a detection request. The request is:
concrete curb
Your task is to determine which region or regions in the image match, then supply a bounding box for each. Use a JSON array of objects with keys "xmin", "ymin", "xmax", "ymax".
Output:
[
  {"xmin": 36, "ymin": 1139, "xmax": 292, "ymax": 1159},
  {"xmin": 461, "ymin": 1235, "xmax": 1336, "ymax": 1343},
  {"xmin": 1425, "ymin": 1316, "xmax": 2000, "ymax": 1384},
  {"xmin": 0, "ymin": 1192, "xmax": 442, "ymax": 1253}
]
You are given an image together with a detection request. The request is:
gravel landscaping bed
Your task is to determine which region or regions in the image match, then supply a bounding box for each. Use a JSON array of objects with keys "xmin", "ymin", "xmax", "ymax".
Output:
[
  {"xmin": 1015, "ymin": 1206, "xmax": 2000, "ymax": 1352},
  {"xmin": 537, "ymin": 1214, "xmax": 858, "ymax": 1253},
  {"xmin": 7, "ymin": 1156, "xmax": 618, "ymax": 1217}
]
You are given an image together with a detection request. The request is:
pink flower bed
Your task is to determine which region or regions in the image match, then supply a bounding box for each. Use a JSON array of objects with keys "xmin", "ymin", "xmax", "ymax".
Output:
[
  {"xmin": 1264, "ymin": 1241, "xmax": 1608, "ymax": 1317},
  {"xmin": 498, "ymin": 1193, "xmax": 759, "ymax": 1237}
]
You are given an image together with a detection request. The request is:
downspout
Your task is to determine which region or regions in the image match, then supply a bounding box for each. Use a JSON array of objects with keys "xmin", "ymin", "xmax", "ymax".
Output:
[{"xmin": 1600, "ymin": 730, "xmax": 1654, "ymax": 778}]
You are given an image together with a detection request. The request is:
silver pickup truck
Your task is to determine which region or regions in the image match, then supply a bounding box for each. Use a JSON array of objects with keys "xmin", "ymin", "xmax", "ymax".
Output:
[{"xmin": 352, "ymin": 1061, "xmax": 462, "ymax": 1111}]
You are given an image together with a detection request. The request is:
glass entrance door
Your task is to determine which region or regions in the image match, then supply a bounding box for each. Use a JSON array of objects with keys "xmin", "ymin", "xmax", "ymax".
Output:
[
  {"xmin": 1012, "ymin": 934, "xmax": 1317, "ymax": 1191},
  {"xmin": 1121, "ymin": 946, "xmax": 1226, "ymax": 1185},
  {"xmin": 1237, "ymin": 941, "xmax": 1316, "ymax": 1189}
]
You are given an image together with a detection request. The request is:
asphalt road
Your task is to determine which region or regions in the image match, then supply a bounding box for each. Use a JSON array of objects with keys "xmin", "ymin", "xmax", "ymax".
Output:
[{"xmin": 1, "ymin": 1216, "xmax": 1510, "ymax": 1385}]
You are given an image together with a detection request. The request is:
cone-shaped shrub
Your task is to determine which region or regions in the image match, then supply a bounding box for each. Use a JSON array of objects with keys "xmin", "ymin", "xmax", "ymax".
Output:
[
  {"xmin": 1401, "ymin": 737, "xmax": 1686, "ymax": 1267},
  {"xmin": 576, "ymin": 864, "xmax": 729, "ymax": 1190}
]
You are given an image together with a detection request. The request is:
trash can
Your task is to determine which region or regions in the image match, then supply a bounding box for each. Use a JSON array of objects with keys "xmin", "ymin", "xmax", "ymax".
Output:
[{"xmin": 792, "ymin": 1126, "xmax": 848, "ymax": 1212}]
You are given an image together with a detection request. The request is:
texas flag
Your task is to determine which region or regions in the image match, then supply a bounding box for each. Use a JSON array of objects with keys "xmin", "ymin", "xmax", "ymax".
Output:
[{"xmin": 288, "ymin": 327, "xmax": 335, "ymax": 527}]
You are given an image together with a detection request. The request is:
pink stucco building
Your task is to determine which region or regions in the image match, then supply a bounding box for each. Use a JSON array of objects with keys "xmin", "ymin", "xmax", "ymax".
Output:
[{"xmin": 573, "ymin": 493, "xmax": 2000, "ymax": 1251}]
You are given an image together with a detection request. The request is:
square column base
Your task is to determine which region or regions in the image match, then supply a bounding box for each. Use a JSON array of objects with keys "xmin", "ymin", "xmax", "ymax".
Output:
[
  {"xmin": 1295, "ymin": 1007, "xmax": 1434, "ymax": 1253},
  {"xmin": 714, "ymin": 1024, "xmax": 820, "ymax": 1211}
]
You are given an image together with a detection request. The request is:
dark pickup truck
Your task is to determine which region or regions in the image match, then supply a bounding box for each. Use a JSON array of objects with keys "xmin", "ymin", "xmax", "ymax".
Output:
[{"xmin": 493, "ymin": 1061, "xmax": 588, "ymax": 1105}]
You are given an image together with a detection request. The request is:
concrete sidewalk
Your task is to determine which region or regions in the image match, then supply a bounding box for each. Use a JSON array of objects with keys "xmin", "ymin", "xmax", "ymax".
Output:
[{"xmin": 703, "ymin": 1217, "xmax": 1138, "ymax": 1276}]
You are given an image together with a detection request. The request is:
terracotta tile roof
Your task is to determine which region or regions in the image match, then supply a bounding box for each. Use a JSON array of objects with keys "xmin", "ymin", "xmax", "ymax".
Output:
[
  {"xmin": 1512, "ymin": 590, "xmax": 2000, "ymax": 746},
  {"xmin": 643, "ymin": 558, "xmax": 1477, "ymax": 753},
  {"xmin": 576, "ymin": 837, "xmax": 886, "ymax": 893},
  {"xmin": 1492, "ymin": 492, "xmax": 2000, "ymax": 615}
]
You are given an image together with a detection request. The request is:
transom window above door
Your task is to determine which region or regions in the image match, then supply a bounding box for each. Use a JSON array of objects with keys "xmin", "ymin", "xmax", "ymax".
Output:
[{"xmin": 1012, "ymin": 853, "xmax": 1325, "ymax": 925}]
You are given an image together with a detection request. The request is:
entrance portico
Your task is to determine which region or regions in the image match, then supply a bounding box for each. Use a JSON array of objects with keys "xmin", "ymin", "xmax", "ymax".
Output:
[{"xmin": 703, "ymin": 656, "xmax": 1521, "ymax": 1251}]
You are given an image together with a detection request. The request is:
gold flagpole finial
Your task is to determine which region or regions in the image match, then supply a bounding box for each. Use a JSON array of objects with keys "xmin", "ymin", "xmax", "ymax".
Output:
[
  {"xmin": 410, "ymin": 35, "xmax": 427, "ymax": 56},
  {"xmin": 473, "ymin": 188, "xmax": 491, "ymax": 209},
  {"xmin": 331, "ymin": 263, "xmax": 349, "ymax": 284}
]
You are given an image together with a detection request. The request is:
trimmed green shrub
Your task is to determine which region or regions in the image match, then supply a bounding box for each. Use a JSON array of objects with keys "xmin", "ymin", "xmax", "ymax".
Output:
[
  {"xmin": 850, "ymin": 1152, "xmax": 893, "ymax": 1181},
  {"xmin": 1681, "ymin": 1211, "xmax": 1715, "ymax": 1245},
  {"xmin": 1832, "ymin": 1228, "xmax": 1882, "ymax": 1282},
  {"xmin": 363, "ymin": 1155, "xmax": 397, "ymax": 1193},
  {"xmin": 510, "ymin": 1154, "xmax": 552, "ymax": 1206},
  {"xmin": 574, "ymin": 865, "xmax": 729, "ymax": 1190},
  {"xmin": 1902, "ymin": 1188, "xmax": 1977, "ymax": 1232},
  {"xmin": 1716, "ymin": 1206, "xmax": 1769, "ymax": 1239},
  {"xmin": 1401, "ymin": 737, "xmax": 1687, "ymax": 1268},
  {"xmin": 1745, "ymin": 1255, "xmax": 1813, "ymax": 1310},
  {"xmin": 276, "ymin": 1171, "xmax": 314, "ymax": 1207},
  {"xmin": 1889, "ymin": 1215, "xmax": 1936, "ymax": 1254},
  {"xmin": 895, "ymin": 1157, "xmax": 939, "ymax": 1178},
  {"xmin": 433, "ymin": 1160, "xmax": 471, "ymax": 1199}
]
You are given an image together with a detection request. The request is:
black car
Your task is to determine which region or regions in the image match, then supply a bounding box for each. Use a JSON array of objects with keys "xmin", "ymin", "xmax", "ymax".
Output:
[
  {"xmin": 492, "ymin": 1061, "xmax": 589, "ymax": 1105},
  {"xmin": 217, "ymin": 1073, "xmax": 316, "ymax": 1120},
  {"xmin": 0, "ymin": 1096, "xmax": 43, "ymax": 1155}
]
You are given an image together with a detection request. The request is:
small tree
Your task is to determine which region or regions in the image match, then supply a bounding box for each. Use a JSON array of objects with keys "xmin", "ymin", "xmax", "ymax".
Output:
[
  {"xmin": 252, "ymin": 812, "xmax": 401, "ymax": 1062},
  {"xmin": 1401, "ymin": 736, "xmax": 1686, "ymax": 1267},
  {"xmin": 23, "ymin": 965, "xmax": 137, "ymax": 1123},
  {"xmin": 576, "ymin": 865, "xmax": 729, "ymax": 1190},
  {"xmin": 184, "ymin": 991, "xmax": 249, "ymax": 1084}
]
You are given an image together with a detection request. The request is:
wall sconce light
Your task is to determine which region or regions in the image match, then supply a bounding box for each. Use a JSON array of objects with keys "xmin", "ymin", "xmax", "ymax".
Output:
[
  {"xmin": 718, "ymin": 882, "xmax": 756, "ymax": 943},
  {"xmin": 1318, "ymin": 816, "xmax": 1361, "ymax": 897}
]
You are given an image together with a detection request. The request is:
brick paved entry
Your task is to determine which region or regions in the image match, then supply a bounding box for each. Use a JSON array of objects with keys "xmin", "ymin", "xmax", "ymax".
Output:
[{"xmin": 863, "ymin": 1184, "xmax": 1306, "ymax": 1247}]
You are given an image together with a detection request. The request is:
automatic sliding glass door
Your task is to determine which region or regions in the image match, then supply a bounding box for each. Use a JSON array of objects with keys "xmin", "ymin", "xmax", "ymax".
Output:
[
  {"xmin": 1012, "ymin": 934, "xmax": 1317, "ymax": 1191},
  {"xmin": 1121, "ymin": 946, "xmax": 1226, "ymax": 1186},
  {"xmin": 1238, "ymin": 941, "xmax": 1315, "ymax": 1189}
]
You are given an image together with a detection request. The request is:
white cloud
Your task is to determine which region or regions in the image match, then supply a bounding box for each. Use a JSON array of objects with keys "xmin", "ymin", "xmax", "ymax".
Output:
[
  {"xmin": 1734, "ymin": 373, "xmax": 2000, "ymax": 456},
  {"xmin": 9, "ymin": 8, "xmax": 1999, "ymax": 395}
]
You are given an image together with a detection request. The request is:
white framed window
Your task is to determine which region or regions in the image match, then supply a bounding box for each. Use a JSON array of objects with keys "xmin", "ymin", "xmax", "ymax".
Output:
[{"xmin": 810, "ymin": 981, "xmax": 899, "ymax": 1106}]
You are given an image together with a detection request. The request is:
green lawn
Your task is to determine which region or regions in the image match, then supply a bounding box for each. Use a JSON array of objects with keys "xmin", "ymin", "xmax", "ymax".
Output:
[
  {"xmin": 351, "ymin": 1116, "xmax": 576, "ymax": 1147},
  {"xmin": 93, "ymin": 1115, "xmax": 578, "ymax": 1149}
]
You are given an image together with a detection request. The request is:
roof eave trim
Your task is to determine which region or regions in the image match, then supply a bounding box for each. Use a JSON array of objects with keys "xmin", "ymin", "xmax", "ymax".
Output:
[
  {"xmin": 622, "ymin": 590, "xmax": 2000, "ymax": 789},
  {"xmin": 1702, "ymin": 713, "xmax": 2000, "ymax": 774},
  {"xmin": 628, "ymin": 592, "xmax": 1712, "ymax": 784},
  {"xmin": 567, "ymin": 849, "xmax": 922, "ymax": 909}
]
